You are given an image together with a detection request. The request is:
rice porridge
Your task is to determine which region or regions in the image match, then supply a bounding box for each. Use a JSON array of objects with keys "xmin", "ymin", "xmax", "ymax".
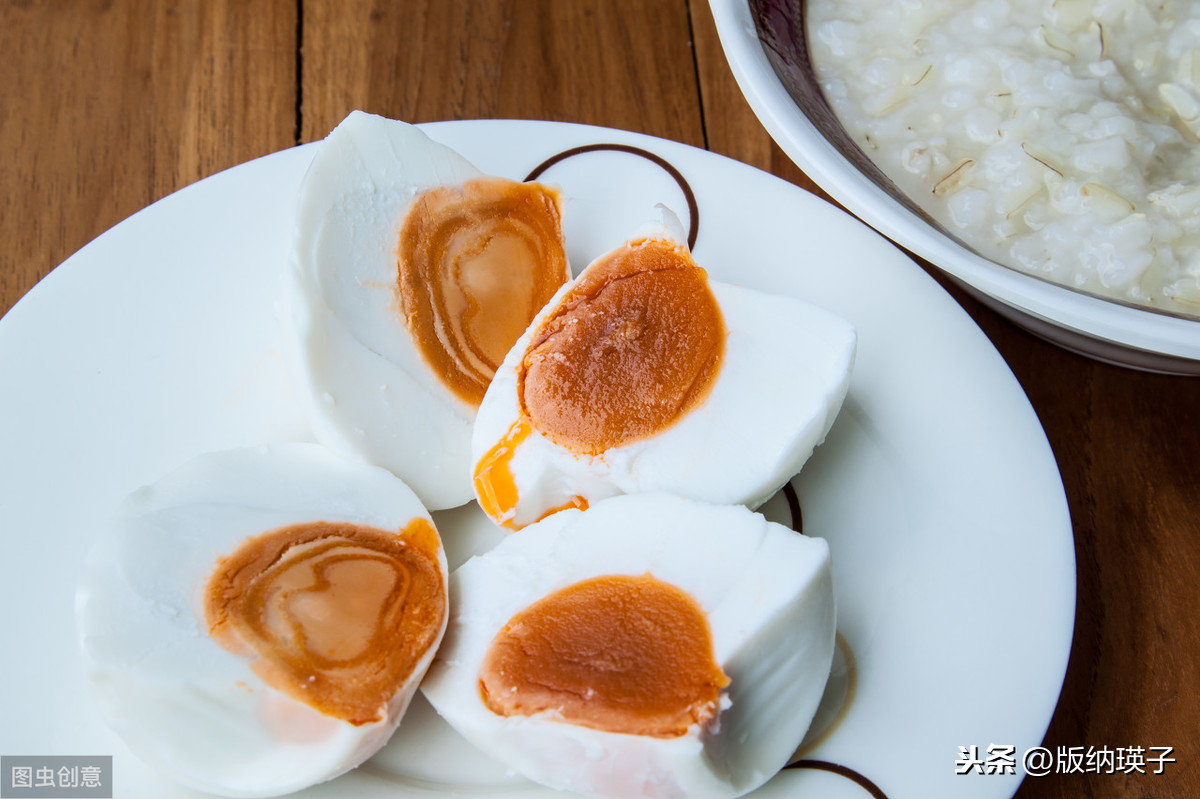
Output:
[{"xmin": 807, "ymin": 0, "xmax": 1200, "ymax": 316}]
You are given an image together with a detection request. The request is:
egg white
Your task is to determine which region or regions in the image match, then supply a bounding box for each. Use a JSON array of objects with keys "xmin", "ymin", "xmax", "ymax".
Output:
[
  {"xmin": 420, "ymin": 492, "xmax": 835, "ymax": 799},
  {"xmin": 287, "ymin": 111, "xmax": 492, "ymax": 511},
  {"xmin": 75, "ymin": 443, "xmax": 448, "ymax": 798},
  {"xmin": 471, "ymin": 222, "xmax": 857, "ymax": 529}
]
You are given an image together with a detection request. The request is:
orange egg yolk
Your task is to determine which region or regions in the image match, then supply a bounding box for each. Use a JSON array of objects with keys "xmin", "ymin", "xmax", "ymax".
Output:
[
  {"xmin": 205, "ymin": 518, "xmax": 445, "ymax": 726},
  {"xmin": 473, "ymin": 418, "xmax": 589, "ymax": 528},
  {"xmin": 518, "ymin": 236, "xmax": 724, "ymax": 453},
  {"xmin": 472, "ymin": 236, "xmax": 723, "ymax": 527},
  {"xmin": 398, "ymin": 177, "xmax": 569, "ymax": 408},
  {"xmin": 478, "ymin": 574, "xmax": 729, "ymax": 738}
]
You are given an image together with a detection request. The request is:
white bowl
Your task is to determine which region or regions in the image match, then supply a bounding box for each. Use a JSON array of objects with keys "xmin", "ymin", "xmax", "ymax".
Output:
[{"xmin": 709, "ymin": 0, "xmax": 1200, "ymax": 375}]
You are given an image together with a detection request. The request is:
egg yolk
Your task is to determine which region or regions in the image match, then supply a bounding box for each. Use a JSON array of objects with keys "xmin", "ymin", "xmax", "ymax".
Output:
[
  {"xmin": 398, "ymin": 177, "xmax": 569, "ymax": 408},
  {"xmin": 518, "ymin": 236, "xmax": 724, "ymax": 454},
  {"xmin": 473, "ymin": 418, "xmax": 589, "ymax": 528},
  {"xmin": 205, "ymin": 518, "xmax": 445, "ymax": 726},
  {"xmin": 478, "ymin": 574, "xmax": 729, "ymax": 738}
]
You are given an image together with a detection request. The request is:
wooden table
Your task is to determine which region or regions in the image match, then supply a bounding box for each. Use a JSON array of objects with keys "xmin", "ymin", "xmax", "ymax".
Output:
[{"xmin": 2, "ymin": 2, "xmax": 1196, "ymax": 796}]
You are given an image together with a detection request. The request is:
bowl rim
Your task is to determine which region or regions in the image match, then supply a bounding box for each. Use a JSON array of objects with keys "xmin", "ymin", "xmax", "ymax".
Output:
[{"xmin": 707, "ymin": 0, "xmax": 1200, "ymax": 364}]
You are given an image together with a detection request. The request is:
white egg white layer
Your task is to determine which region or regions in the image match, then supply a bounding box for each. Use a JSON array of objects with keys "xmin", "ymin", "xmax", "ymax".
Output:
[
  {"xmin": 287, "ymin": 111, "xmax": 484, "ymax": 510},
  {"xmin": 420, "ymin": 492, "xmax": 835, "ymax": 799},
  {"xmin": 75, "ymin": 443, "xmax": 448, "ymax": 798},
  {"xmin": 471, "ymin": 228, "xmax": 857, "ymax": 528}
]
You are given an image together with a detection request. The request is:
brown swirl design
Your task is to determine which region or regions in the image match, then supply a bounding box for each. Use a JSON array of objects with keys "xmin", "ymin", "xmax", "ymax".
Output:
[
  {"xmin": 793, "ymin": 631, "xmax": 858, "ymax": 747},
  {"xmin": 785, "ymin": 759, "xmax": 889, "ymax": 798},
  {"xmin": 513, "ymin": 143, "xmax": 882, "ymax": 798},
  {"xmin": 782, "ymin": 481, "xmax": 803, "ymax": 534},
  {"xmin": 523, "ymin": 143, "xmax": 700, "ymax": 251}
]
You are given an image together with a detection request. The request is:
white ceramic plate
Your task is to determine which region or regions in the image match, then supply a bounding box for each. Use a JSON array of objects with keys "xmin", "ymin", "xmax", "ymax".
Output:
[
  {"xmin": 0, "ymin": 120, "xmax": 1074, "ymax": 798},
  {"xmin": 707, "ymin": 0, "xmax": 1200, "ymax": 375}
]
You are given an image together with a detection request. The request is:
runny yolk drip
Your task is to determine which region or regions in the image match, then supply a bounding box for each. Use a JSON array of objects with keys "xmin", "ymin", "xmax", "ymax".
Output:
[
  {"xmin": 473, "ymin": 418, "xmax": 587, "ymax": 528},
  {"xmin": 398, "ymin": 177, "xmax": 569, "ymax": 408},
  {"xmin": 472, "ymin": 418, "xmax": 530, "ymax": 527},
  {"xmin": 517, "ymin": 236, "xmax": 724, "ymax": 454},
  {"xmin": 204, "ymin": 518, "xmax": 445, "ymax": 726},
  {"xmin": 478, "ymin": 574, "xmax": 730, "ymax": 738}
]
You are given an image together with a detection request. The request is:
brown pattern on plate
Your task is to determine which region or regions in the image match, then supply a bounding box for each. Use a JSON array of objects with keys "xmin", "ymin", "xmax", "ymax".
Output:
[{"xmin": 524, "ymin": 143, "xmax": 700, "ymax": 251}]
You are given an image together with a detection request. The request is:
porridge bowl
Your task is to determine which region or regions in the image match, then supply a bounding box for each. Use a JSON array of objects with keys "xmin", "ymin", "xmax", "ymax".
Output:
[{"xmin": 709, "ymin": 0, "xmax": 1200, "ymax": 374}]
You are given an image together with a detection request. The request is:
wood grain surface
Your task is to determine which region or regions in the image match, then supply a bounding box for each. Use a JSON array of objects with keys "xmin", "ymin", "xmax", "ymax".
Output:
[{"xmin": 2, "ymin": 1, "xmax": 1197, "ymax": 796}]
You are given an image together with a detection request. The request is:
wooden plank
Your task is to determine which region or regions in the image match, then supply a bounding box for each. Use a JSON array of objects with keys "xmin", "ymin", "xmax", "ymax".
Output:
[
  {"xmin": 300, "ymin": 0, "xmax": 704, "ymax": 147},
  {"xmin": 1006, "ymin": 353, "xmax": 1200, "ymax": 799},
  {"xmin": 0, "ymin": 0, "xmax": 296, "ymax": 317}
]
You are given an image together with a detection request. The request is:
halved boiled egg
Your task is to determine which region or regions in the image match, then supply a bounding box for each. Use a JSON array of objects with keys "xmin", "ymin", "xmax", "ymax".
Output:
[
  {"xmin": 75, "ymin": 443, "xmax": 448, "ymax": 798},
  {"xmin": 420, "ymin": 492, "xmax": 835, "ymax": 799},
  {"xmin": 471, "ymin": 217, "xmax": 856, "ymax": 529},
  {"xmin": 287, "ymin": 111, "xmax": 570, "ymax": 510}
]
